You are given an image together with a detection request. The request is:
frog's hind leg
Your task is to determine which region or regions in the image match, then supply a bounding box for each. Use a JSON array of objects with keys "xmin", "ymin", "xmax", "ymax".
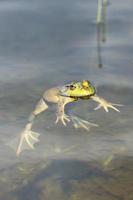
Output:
[
  {"xmin": 70, "ymin": 115, "xmax": 98, "ymax": 131},
  {"xmin": 16, "ymin": 123, "xmax": 40, "ymax": 156},
  {"xmin": 71, "ymin": 116, "xmax": 98, "ymax": 131},
  {"xmin": 16, "ymin": 98, "xmax": 48, "ymax": 156}
]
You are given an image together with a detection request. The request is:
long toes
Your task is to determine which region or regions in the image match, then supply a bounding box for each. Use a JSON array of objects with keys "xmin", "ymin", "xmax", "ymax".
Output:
[
  {"xmin": 64, "ymin": 117, "xmax": 70, "ymax": 122},
  {"xmin": 80, "ymin": 119, "xmax": 98, "ymax": 127},
  {"xmin": 85, "ymin": 122, "xmax": 99, "ymax": 127},
  {"xmin": 79, "ymin": 123, "xmax": 89, "ymax": 130},
  {"xmin": 25, "ymin": 135, "xmax": 35, "ymax": 149},
  {"xmin": 61, "ymin": 118, "xmax": 67, "ymax": 126},
  {"xmin": 55, "ymin": 117, "xmax": 59, "ymax": 124},
  {"xmin": 29, "ymin": 132, "xmax": 40, "ymax": 141},
  {"xmin": 75, "ymin": 121, "xmax": 91, "ymax": 131},
  {"xmin": 79, "ymin": 121, "xmax": 98, "ymax": 130},
  {"xmin": 16, "ymin": 130, "xmax": 40, "ymax": 156},
  {"xmin": 73, "ymin": 120, "xmax": 98, "ymax": 131},
  {"xmin": 109, "ymin": 105, "xmax": 120, "ymax": 112},
  {"xmin": 104, "ymin": 106, "xmax": 109, "ymax": 112},
  {"xmin": 111, "ymin": 103, "xmax": 124, "ymax": 106},
  {"xmin": 25, "ymin": 132, "xmax": 40, "ymax": 149},
  {"xmin": 94, "ymin": 104, "xmax": 102, "ymax": 110}
]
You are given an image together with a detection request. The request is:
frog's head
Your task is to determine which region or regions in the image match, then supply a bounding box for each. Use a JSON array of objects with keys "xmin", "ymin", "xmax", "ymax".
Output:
[{"xmin": 59, "ymin": 80, "xmax": 96, "ymax": 98}]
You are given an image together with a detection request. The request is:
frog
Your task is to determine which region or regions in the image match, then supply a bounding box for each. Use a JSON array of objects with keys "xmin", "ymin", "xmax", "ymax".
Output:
[{"xmin": 16, "ymin": 80, "xmax": 121, "ymax": 156}]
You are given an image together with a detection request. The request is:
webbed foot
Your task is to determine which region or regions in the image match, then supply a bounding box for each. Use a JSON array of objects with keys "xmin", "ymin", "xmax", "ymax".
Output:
[
  {"xmin": 16, "ymin": 123, "xmax": 40, "ymax": 156},
  {"xmin": 70, "ymin": 115, "xmax": 98, "ymax": 131},
  {"xmin": 55, "ymin": 114, "xmax": 70, "ymax": 126},
  {"xmin": 91, "ymin": 95, "xmax": 123, "ymax": 112}
]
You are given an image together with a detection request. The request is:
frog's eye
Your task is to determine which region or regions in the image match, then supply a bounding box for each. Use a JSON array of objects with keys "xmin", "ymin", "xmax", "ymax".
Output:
[{"xmin": 70, "ymin": 84, "xmax": 76, "ymax": 90}]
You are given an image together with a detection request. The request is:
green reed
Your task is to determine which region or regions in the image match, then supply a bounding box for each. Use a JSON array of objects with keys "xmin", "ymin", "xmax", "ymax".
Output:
[
  {"xmin": 96, "ymin": 0, "xmax": 108, "ymax": 26},
  {"xmin": 96, "ymin": 0, "xmax": 103, "ymax": 24},
  {"xmin": 96, "ymin": 0, "xmax": 109, "ymax": 67}
]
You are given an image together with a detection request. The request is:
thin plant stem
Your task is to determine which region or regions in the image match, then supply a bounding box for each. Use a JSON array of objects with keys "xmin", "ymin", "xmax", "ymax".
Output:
[
  {"xmin": 97, "ymin": 24, "xmax": 103, "ymax": 68},
  {"xmin": 101, "ymin": 0, "xmax": 107, "ymax": 42},
  {"xmin": 96, "ymin": 0, "xmax": 103, "ymax": 24}
]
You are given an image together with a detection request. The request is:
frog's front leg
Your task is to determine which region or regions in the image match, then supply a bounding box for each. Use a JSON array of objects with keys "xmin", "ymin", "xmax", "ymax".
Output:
[
  {"xmin": 16, "ymin": 98, "xmax": 48, "ymax": 156},
  {"xmin": 55, "ymin": 96, "xmax": 98, "ymax": 131},
  {"xmin": 91, "ymin": 95, "xmax": 123, "ymax": 112},
  {"xmin": 55, "ymin": 96, "xmax": 72, "ymax": 126}
]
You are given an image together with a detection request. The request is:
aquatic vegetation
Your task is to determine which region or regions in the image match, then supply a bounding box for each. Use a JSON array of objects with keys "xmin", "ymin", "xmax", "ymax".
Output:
[
  {"xmin": 96, "ymin": 0, "xmax": 103, "ymax": 24},
  {"xmin": 96, "ymin": 0, "xmax": 108, "ymax": 25},
  {"xmin": 96, "ymin": 0, "xmax": 109, "ymax": 67}
]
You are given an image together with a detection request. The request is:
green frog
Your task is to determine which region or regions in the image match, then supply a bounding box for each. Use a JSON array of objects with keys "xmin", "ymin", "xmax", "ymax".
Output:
[{"xmin": 17, "ymin": 80, "xmax": 121, "ymax": 156}]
